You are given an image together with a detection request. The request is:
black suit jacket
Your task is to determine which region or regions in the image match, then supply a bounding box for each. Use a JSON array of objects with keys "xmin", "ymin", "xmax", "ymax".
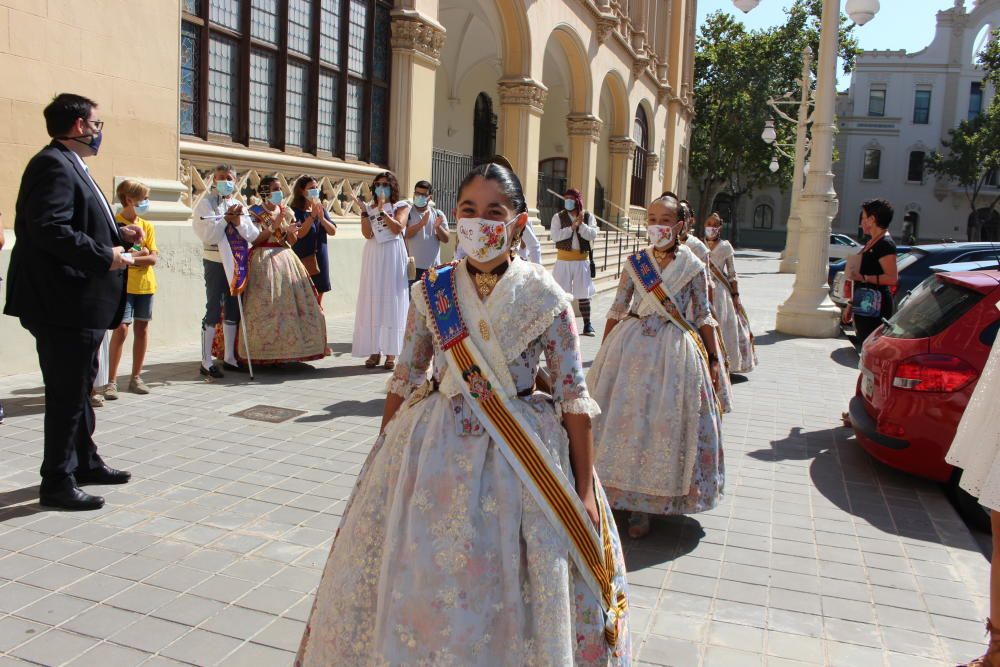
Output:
[{"xmin": 4, "ymin": 141, "xmax": 126, "ymax": 330}]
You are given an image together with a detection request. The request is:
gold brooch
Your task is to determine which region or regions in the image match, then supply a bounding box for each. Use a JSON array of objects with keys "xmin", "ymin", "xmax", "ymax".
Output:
[
  {"xmin": 473, "ymin": 272, "xmax": 499, "ymax": 299},
  {"xmin": 428, "ymin": 268, "xmax": 438, "ymax": 284},
  {"xmin": 479, "ymin": 320, "xmax": 491, "ymax": 340}
]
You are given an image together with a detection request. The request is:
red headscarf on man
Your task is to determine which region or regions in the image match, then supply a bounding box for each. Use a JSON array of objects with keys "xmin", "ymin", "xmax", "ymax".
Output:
[{"xmin": 563, "ymin": 187, "xmax": 583, "ymax": 212}]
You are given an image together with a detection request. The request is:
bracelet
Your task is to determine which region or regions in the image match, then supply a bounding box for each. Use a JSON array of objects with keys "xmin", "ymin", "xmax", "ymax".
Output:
[{"xmin": 708, "ymin": 353, "xmax": 719, "ymax": 363}]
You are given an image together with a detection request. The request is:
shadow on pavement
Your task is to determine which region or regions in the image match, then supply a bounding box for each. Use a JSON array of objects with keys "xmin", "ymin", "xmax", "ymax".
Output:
[
  {"xmin": 749, "ymin": 425, "xmax": 982, "ymax": 551},
  {"xmin": 830, "ymin": 346, "xmax": 860, "ymax": 370},
  {"xmin": 621, "ymin": 514, "xmax": 705, "ymax": 569},
  {"xmin": 748, "ymin": 330, "xmax": 790, "ymax": 347},
  {"xmin": 0, "ymin": 486, "xmax": 47, "ymax": 523},
  {"xmin": 297, "ymin": 398, "xmax": 385, "ymax": 422}
]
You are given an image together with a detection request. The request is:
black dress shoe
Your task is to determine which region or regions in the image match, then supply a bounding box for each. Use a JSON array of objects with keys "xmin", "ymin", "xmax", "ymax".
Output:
[
  {"xmin": 74, "ymin": 465, "xmax": 131, "ymax": 486},
  {"xmin": 223, "ymin": 361, "xmax": 248, "ymax": 373},
  {"xmin": 200, "ymin": 364, "xmax": 224, "ymax": 378},
  {"xmin": 39, "ymin": 484, "xmax": 104, "ymax": 511}
]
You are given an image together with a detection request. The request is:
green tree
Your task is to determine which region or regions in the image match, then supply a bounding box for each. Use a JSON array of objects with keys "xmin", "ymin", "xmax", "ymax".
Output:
[
  {"xmin": 690, "ymin": 0, "xmax": 858, "ymax": 239},
  {"xmin": 927, "ymin": 28, "xmax": 1000, "ymax": 239}
]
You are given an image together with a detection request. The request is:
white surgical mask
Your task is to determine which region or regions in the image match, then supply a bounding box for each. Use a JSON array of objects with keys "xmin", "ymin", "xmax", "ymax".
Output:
[
  {"xmin": 456, "ymin": 216, "xmax": 518, "ymax": 263},
  {"xmin": 413, "ymin": 195, "xmax": 428, "ymax": 208},
  {"xmin": 135, "ymin": 199, "xmax": 150, "ymax": 214},
  {"xmin": 307, "ymin": 188, "xmax": 321, "ymax": 200},
  {"xmin": 215, "ymin": 180, "xmax": 236, "ymax": 197},
  {"xmin": 704, "ymin": 227, "xmax": 720, "ymax": 240},
  {"xmin": 269, "ymin": 190, "xmax": 284, "ymax": 205},
  {"xmin": 648, "ymin": 224, "xmax": 676, "ymax": 249}
]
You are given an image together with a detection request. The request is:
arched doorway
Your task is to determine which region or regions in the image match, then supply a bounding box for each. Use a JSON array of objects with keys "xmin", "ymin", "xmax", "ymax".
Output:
[
  {"xmin": 968, "ymin": 208, "xmax": 1000, "ymax": 241},
  {"xmin": 902, "ymin": 211, "xmax": 919, "ymax": 244},
  {"xmin": 630, "ymin": 106, "xmax": 649, "ymax": 207},
  {"xmin": 473, "ymin": 92, "xmax": 497, "ymax": 165}
]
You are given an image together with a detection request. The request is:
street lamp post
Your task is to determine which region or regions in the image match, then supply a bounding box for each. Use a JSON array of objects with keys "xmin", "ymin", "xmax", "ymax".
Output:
[
  {"xmin": 736, "ymin": 0, "xmax": 879, "ymax": 337},
  {"xmin": 776, "ymin": 46, "xmax": 813, "ymax": 274}
]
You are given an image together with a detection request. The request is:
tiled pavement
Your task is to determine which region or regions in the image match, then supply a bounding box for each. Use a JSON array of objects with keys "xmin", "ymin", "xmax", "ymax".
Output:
[{"xmin": 0, "ymin": 251, "xmax": 990, "ymax": 666}]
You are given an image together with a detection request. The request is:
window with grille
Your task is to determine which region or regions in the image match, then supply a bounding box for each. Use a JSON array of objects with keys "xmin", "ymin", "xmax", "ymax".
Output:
[
  {"xmin": 630, "ymin": 106, "xmax": 649, "ymax": 207},
  {"xmin": 863, "ymin": 149, "xmax": 881, "ymax": 180},
  {"xmin": 180, "ymin": 0, "xmax": 392, "ymax": 164},
  {"xmin": 913, "ymin": 89, "xmax": 931, "ymax": 125},
  {"xmin": 753, "ymin": 204, "xmax": 773, "ymax": 230},
  {"xmin": 907, "ymin": 151, "xmax": 925, "ymax": 183}
]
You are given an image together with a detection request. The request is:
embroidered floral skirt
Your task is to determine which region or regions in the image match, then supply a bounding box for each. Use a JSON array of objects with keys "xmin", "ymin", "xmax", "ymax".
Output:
[
  {"xmin": 588, "ymin": 317, "xmax": 725, "ymax": 516},
  {"xmin": 295, "ymin": 391, "xmax": 632, "ymax": 666},
  {"xmin": 713, "ymin": 287, "xmax": 757, "ymax": 374}
]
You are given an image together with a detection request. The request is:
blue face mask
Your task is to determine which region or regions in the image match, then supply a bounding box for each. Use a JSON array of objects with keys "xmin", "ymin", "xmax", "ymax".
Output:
[
  {"xmin": 216, "ymin": 180, "xmax": 236, "ymax": 197},
  {"xmin": 564, "ymin": 198, "xmax": 577, "ymax": 211},
  {"xmin": 413, "ymin": 195, "xmax": 428, "ymax": 208},
  {"xmin": 135, "ymin": 199, "xmax": 150, "ymax": 214},
  {"xmin": 269, "ymin": 190, "xmax": 284, "ymax": 205},
  {"xmin": 375, "ymin": 185, "xmax": 391, "ymax": 201},
  {"xmin": 307, "ymin": 188, "xmax": 321, "ymax": 200}
]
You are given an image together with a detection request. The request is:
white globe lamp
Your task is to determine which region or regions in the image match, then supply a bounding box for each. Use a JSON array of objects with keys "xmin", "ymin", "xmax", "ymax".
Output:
[
  {"xmin": 732, "ymin": 0, "xmax": 760, "ymax": 13},
  {"xmin": 845, "ymin": 0, "xmax": 880, "ymax": 26},
  {"xmin": 769, "ymin": 156, "xmax": 780, "ymax": 173},
  {"xmin": 761, "ymin": 119, "xmax": 777, "ymax": 145}
]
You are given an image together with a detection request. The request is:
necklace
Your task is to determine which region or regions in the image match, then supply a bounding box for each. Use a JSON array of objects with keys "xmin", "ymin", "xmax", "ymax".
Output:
[
  {"xmin": 467, "ymin": 261, "xmax": 509, "ymax": 299},
  {"xmin": 653, "ymin": 246, "xmax": 674, "ymax": 263}
]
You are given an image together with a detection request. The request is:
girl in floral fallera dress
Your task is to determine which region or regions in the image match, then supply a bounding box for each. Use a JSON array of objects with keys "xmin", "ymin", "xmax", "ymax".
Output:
[
  {"xmin": 295, "ymin": 161, "xmax": 631, "ymax": 666},
  {"xmin": 588, "ymin": 195, "xmax": 725, "ymax": 539},
  {"xmin": 703, "ymin": 213, "xmax": 757, "ymax": 374}
]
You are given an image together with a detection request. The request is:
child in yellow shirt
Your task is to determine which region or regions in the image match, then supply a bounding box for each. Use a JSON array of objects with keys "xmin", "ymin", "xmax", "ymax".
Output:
[{"xmin": 106, "ymin": 180, "xmax": 158, "ymax": 397}]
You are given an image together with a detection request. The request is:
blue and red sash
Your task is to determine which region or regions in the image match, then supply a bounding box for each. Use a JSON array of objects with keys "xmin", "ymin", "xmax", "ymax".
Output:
[{"xmin": 420, "ymin": 262, "xmax": 626, "ymax": 650}]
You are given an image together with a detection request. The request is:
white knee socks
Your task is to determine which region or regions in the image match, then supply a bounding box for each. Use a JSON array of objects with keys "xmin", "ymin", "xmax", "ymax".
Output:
[
  {"xmin": 223, "ymin": 323, "xmax": 239, "ymax": 367},
  {"xmin": 201, "ymin": 326, "xmax": 215, "ymax": 369}
]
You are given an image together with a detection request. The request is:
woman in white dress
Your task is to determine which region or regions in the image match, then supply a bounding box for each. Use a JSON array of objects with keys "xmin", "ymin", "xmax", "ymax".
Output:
[
  {"xmin": 703, "ymin": 213, "xmax": 757, "ymax": 374},
  {"xmin": 588, "ymin": 195, "xmax": 725, "ymax": 539},
  {"xmin": 296, "ymin": 160, "xmax": 631, "ymax": 666},
  {"xmin": 352, "ymin": 171, "xmax": 411, "ymax": 370},
  {"xmin": 947, "ymin": 337, "xmax": 1000, "ymax": 667}
]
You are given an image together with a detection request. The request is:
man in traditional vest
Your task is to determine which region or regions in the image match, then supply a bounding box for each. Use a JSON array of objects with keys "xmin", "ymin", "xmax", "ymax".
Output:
[{"xmin": 549, "ymin": 187, "xmax": 598, "ymax": 336}]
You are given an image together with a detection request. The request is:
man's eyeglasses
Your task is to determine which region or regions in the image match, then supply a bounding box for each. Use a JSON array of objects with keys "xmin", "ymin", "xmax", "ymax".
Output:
[{"xmin": 87, "ymin": 120, "xmax": 105, "ymax": 131}]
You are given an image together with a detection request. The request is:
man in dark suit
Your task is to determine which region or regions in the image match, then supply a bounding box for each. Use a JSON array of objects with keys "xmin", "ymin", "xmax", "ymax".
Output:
[{"xmin": 4, "ymin": 93, "xmax": 144, "ymax": 510}]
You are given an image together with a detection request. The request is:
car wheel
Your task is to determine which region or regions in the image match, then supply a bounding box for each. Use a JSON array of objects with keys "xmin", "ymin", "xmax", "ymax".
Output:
[{"xmin": 946, "ymin": 469, "xmax": 992, "ymax": 534}]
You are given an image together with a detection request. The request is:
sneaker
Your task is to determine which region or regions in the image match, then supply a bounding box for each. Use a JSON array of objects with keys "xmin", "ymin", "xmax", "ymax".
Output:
[
  {"xmin": 90, "ymin": 393, "xmax": 105, "ymax": 408},
  {"xmin": 582, "ymin": 322, "xmax": 597, "ymax": 337},
  {"xmin": 129, "ymin": 377, "xmax": 150, "ymax": 395},
  {"xmin": 104, "ymin": 382, "xmax": 119, "ymax": 401}
]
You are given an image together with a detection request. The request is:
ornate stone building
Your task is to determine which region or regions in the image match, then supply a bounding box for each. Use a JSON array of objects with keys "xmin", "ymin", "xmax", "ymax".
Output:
[{"xmin": 0, "ymin": 0, "xmax": 696, "ymax": 373}]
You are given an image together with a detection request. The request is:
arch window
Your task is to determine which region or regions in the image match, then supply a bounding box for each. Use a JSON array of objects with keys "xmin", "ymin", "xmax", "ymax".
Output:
[
  {"xmin": 907, "ymin": 151, "xmax": 926, "ymax": 183},
  {"xmin": 473, "ymin": 92, "xmax": 498, "ymax": 166},
  {"xmin": 863, "ymin": 149, "xmax": 882, "ymax": 180},
  {"xmin": 630, "ymin": 106, "xmax": 649, "ymax": 207},
  {"xmin": 180, "ymin": 0, "xmax": 392, "ymax": 165},
  {"xmin": 753, "ymin": 204, "xmax": 774, "ymax": 230}
]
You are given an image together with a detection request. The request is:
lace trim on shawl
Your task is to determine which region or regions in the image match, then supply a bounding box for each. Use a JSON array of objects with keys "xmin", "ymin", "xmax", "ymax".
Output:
[
  {"xmin": 486, "ymin": 258, "xmax": 573, "ymax": 363},
  {"xmin": 556, "ymin": 396, "xmax": 602, "ymax": 420},
  {"xmin": 710, "ymin": 240, "xmax": 735, "ymax": 273}
]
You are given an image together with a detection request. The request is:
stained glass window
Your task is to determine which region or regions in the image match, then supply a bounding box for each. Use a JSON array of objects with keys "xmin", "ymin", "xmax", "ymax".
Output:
[
  {"xmin": 209, "ymin": 0, "xmax": 240, "ymax": 32},
  {"xmin": 208, "ymin": 35, "xmax": 239, "ymax": 138},
  {"xmin": 318, "ymin": 71, "xmax": 339, "ymax": 153},
  {"xmin": 373, "ymin": 2, "xmax": 390, "ymax": 82},
  {"xmin": 347, "ymin": 0, "xmax": 367, "ymax": 76},
  {"xmin": 288, "ymin": 0, "xmax": 312, "ymax": 56},
  {"xmin": 250, "ymin": 50, "xmax": 276, "ymax": 143},
  {"xmin": 345, "ymin": 80, "xmax": 362, "ymax": 156},
  {"xmin": 251, "ymin": 0, "xmax": 279, "ymax": 44},
  {"xmin": 180, "ymin": 23, "xmax": 200, "ymax": 135},
  {"xmin": 286, "ymin": 62, "xmax": 308, "ymax": 147},
  {"xmin": 320, "ymin": 0, "xmax": 341, "ymax": 66}
]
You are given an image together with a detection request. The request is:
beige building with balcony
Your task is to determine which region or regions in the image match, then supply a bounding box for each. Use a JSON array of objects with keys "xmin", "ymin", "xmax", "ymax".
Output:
[{"xmin": 0, "ymin": 0, "xmax": 696, "ymax": 374}]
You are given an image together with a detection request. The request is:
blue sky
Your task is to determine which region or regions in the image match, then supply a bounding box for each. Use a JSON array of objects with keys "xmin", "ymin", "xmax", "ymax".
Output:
[{"xmin": 696, "ymin": 0, "xmax": 958, "ymax": 89}]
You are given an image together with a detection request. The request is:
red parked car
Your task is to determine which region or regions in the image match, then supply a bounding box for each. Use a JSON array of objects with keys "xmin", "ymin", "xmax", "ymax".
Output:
[{"xmin": 849, "ymin": 270, "xmax": 1000, "ymax": 521}]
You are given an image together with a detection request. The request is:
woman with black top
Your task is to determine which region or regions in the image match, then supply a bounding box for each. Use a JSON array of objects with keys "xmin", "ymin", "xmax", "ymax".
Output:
[
  {"xmin": 846, "ymin": 199, "xmax": 897, "ymax": 346},
  {"xmin": 290, "ymin": 175, "xmax": 337, "ymax": 303}
]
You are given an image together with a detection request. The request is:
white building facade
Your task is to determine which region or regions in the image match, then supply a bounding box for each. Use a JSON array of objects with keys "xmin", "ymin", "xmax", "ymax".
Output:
[{"xmin": 835, "ymin": 0, "xmax": 999, "ymax": 243}]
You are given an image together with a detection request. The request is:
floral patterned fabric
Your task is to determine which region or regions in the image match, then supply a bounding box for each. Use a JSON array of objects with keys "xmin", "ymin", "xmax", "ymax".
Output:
[
  {"xmin": 296, "ymin": 262, "xmax": 631, "ymax": 666},
  {"xmin": 589, "ymin": 257, "xmax": 725, "ymax": 515},
  {"xmin": 710, "ymin": 241, "xmax": 757, "ymax": 373},
  {"xmin": 237, "ymin": 208, "xmax": 328, "ymax": 364}
]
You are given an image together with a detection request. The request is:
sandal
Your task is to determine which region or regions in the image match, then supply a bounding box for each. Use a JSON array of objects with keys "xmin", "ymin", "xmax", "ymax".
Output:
[
  {"xmin": 384, "ymin": 357, "xmax": 396, "ymax": 371},
  {"xmin": 627, "ymin": 512, "xmax": 651, "ymax": 539},
  {"xmin": 364, "ymin": 355, "xmax": 381, "ymax": 369},
  {"xmin": 958, "ymin": 619, "xmax": 1000, "ymax": 667}
]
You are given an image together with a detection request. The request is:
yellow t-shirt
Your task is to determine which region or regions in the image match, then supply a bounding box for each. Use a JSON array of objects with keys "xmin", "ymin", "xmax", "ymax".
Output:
[{"xmin": 116, "ymin": 214, "xmax": 158, "ymax": 295}]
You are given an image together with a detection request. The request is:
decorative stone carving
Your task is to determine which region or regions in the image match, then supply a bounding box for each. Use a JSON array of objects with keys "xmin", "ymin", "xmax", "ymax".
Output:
[
  {"xmin": 566, "ymin": 115, "xmax": 603, "ymax": 141},
  {"xmin": 596, "ymin": 13, "xmax": 618, "ymax": 44},
  {"xmin": 645, "ymin": 152, "xmax": 659, "ymax": 172},
  {"xmin": 631, "ymin": 53, "xmax": 651, "ymax": 79},
  {"xmin": 609, "ymin": 136, "xmax": 636, "ymax": 155},
  {"xmin": 391, "ymin": 16, "xmax": 446, "ymax": 63},
  {"xmin": 497, "ymin": 80, "xmax": 548, "ymax": 113}
]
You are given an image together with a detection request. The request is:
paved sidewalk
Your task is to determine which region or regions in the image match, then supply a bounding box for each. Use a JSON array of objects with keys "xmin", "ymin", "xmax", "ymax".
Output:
[{"xmin": 0, "ymin": 252, "xmax": 990, "ymax": 666}]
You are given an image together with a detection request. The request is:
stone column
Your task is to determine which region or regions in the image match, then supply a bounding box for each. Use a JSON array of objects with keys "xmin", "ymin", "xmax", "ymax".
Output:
[
  {"xmin": 608, "ymin": 136, "xmax": 636, "ymax": 225},
  {"xmin": 645, "ymin": 151, "xmax": 661, "ymax": 202},
  {"xmin": 389, "ymin": 11, "xmax": 445, "ymax": 194},
  {"xmin": 497, "ymin": 78, "xmax": 547, "ymax": 222},
  {"xmin": 566, "ymin": 114, "xmax": 602, "ymax": 212}
]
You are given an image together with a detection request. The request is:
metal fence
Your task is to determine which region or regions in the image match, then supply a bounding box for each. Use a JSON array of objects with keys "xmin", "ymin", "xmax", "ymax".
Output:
[{"xmin": 430, "ymin": 148, "xmax": 475, "ymax": 218}]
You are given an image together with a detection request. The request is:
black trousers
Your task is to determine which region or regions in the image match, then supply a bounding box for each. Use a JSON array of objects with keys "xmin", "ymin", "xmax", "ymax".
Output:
[
  {"xmin": 203, "ymin": 259, "xmax": 241, "ymax": 328},
  {"xmin": 23, "ymin": 321, "xmax": 105, "ymax": 485}
]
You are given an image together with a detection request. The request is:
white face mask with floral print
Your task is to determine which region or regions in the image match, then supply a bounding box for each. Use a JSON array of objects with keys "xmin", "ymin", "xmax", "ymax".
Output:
[
  {"xmin": 704, "ymin": 226, "xmax": 721, "ymax": 240},
  {"xmin": 456, "ymin": 216, "xmax": 518, "ymax": 263}
]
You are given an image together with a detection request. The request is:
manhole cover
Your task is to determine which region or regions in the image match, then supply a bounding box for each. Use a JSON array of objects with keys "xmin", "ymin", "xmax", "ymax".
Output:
[{"xmin": 231, "ymin": 405, "xmax": 307, "ymax": 423}]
